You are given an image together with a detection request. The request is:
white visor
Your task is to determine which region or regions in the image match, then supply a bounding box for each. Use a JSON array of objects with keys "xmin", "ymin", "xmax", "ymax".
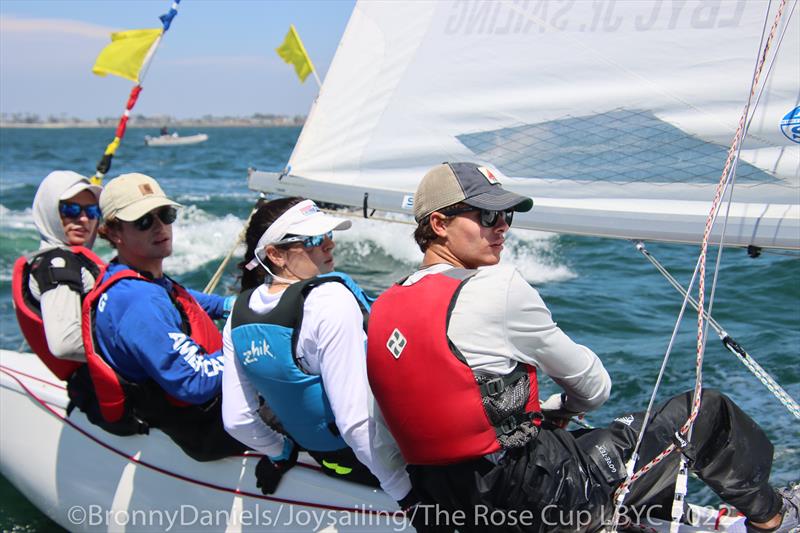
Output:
[{"xmin": 245, "ymin": 199, "xmax": 352, "ymax": 270}]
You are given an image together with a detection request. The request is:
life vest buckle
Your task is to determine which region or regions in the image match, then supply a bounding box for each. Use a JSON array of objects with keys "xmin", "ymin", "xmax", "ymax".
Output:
[{"xmin": 482, "ymin": 377, "xmax": 505, "ymax": 396}]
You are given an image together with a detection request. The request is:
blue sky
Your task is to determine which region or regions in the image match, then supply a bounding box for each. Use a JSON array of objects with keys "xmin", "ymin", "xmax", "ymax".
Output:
[{"xmin": 0, "ymin": 0, "xmax": 356, "ymax": 119}]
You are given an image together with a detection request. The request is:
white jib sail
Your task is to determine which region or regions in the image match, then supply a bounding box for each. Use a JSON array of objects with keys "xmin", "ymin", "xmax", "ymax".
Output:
[{"xmin": 250, "ymin": 0, "xmax": 800, "ymax": 249}]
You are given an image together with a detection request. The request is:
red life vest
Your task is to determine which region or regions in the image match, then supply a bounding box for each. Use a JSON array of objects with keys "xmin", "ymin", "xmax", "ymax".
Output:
[
  {"xmin": 367, "ymin": 270, "xmax": 541, "ymax": 465},
  {"xmin": 11, "ymin": 246, "xmax": 104, "ymax": 380},
  {"xmin": 81, "ymin": 267, "xmax": 223, "ymax": 423}
]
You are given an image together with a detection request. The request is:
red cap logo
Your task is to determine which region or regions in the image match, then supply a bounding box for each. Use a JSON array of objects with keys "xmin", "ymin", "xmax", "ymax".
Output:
[{"xmin": 477, "ymin": 166, "xmax": 499, "ymax": 184}]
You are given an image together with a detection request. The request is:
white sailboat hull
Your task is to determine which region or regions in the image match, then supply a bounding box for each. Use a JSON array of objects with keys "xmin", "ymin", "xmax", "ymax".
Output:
[
  {"xmin": 0, "ymin": 349, "xmax": 748, "ymax": 532},
  {"xmin": 144, "ymin": 133, "xmax": 208, "ymax": 146}
]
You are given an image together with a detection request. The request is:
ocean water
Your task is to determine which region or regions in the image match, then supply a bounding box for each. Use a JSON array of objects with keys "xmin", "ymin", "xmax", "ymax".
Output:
[{"xmin": 0, "ymin": 127, "xmax": 797, "ymax": 531}]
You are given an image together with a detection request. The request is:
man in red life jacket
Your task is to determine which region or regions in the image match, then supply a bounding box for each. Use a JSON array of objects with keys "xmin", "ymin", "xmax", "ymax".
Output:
[
  {"xmin": 70, "ymin": 172, "xmax": 245, "ymax": 461},
  {"xmin": 366, "ymin": 162, "xmax": 798, "ymax": 532}
]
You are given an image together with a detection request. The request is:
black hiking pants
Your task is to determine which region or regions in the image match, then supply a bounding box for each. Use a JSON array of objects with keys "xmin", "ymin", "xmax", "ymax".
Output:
[
  {"xmin": 150, "ymin": 393, "xmax": 249, "ymax": 462},
  {"xmin": 68, "ymin": 366, "xmax": 247, "ymax": 462},
  {"xmin": 408, "ymin": 389, "xmax": 781, "ymax": 532}
]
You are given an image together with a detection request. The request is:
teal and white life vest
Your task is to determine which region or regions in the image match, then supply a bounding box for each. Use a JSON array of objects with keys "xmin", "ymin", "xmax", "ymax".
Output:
[{"xmin": 230, "ymin": 272, "xmax": 371, "ymax": 452}]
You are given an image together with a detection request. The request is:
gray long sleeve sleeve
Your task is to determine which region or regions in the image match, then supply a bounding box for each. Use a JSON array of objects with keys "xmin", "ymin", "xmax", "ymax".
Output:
[{"xmin": 448, "ymin": 264, "xmax": 611, "ymax": 412}]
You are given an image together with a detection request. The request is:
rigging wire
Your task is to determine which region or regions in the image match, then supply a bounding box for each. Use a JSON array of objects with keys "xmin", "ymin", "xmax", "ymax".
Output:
[
  {"xmin": 634, "ymin": 242, "xmax": 800, "ymax": 420},
  {"xmin": 666, "ymin": 114, "xmax": 750, "ymax": 529},
  {"xmin": 610, "ymin": 129, "xmax": 753, "ymax": 528},
  {"xmin": 609, "ymin": 1, "xmax": 791, "ymax": 529},
  {"xmin": 680, "ymin": 0, "xmax": 800, "ymax": 423},
  {"xmin": 744, "ymin": 0, "xmax": 798, "ymax": 137},
  {"xmin": 0, "ymin": 364, "xmax": 398, "ymax": 517},
  {"xmin": 203, "ymin": 204, "xmax": 258, "ymax": 294},
  {"xmin": 660, "ymin": 0, "xmax": 800, "ymax": 521}
]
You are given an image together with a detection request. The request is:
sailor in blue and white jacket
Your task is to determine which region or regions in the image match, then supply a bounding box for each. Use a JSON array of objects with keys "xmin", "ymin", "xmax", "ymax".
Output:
[
  {"xmin": 81, "ymin": 172, "xmax": 242, "ymax": 462},
  {"xmin": 94, "ymin": 260, "xmax": 231, "ymax": 403}
]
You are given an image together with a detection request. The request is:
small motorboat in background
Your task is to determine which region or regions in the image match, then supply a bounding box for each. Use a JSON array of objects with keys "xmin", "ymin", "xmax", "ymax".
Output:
[{"xmin": 144, "ymin": 132, "xmax": 208, "ymax": 146}]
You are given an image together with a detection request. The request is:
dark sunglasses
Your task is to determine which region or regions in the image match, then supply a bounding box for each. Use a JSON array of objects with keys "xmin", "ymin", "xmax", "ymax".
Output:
[
  {"xmin": 131, "ymin": 206, "xmax": 178, "ymax": 231},
  {"xmin": 59, "ymin": 201, "xmax": 101, "ymax": 220},
  {"xmin": 277, "ymin": 231, "xmax": 334, "ymax": 248},
  {"xmin": 439, "ymin": 206, "xmax": 514, "ymax": 228}
]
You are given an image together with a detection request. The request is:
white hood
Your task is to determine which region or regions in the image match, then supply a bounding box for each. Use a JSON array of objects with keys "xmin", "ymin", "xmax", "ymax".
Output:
[{"xmin": 32, "ymin": 171, "xmax": 101, "ymax": 249}]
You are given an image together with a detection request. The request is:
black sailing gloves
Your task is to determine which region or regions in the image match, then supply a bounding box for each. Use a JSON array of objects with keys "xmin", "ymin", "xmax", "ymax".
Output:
[{"xmin": 254, "ymin": 437, "xmax": 299, "ymax": 495}]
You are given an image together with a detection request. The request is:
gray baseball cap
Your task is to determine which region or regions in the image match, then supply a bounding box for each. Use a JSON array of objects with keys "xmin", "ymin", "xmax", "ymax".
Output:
[{"xmin": 413, "ymin": 162, "xmax": 533, "ymax": 222}]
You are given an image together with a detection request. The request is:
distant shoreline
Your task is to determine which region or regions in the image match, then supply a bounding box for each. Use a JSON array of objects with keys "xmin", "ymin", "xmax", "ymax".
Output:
[{"xmin": 0, "ymin": 123, "xmax": 302, "ymax": 129}]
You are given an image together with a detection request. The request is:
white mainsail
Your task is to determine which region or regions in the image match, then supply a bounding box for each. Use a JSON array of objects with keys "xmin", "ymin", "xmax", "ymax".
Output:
[{"xmin": 250, "ymin": 0, "xmax": 800, "ymax": 249}]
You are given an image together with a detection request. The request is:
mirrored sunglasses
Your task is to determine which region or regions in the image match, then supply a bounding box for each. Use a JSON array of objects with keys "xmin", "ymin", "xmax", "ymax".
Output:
[
  {"xmin": 440, "ymin": 207, "xmax": 514, "ymax": 228},
  {"xmin": 131, "ymin": 206, "xmax": 178, "ymax": 231},
  {"xmin": 276, "ymin": 231, "xmax": 334, "ymax": 248},
  {"xmin": 59, "ymin": 201, "xmax": 101, "ymax": 220}
]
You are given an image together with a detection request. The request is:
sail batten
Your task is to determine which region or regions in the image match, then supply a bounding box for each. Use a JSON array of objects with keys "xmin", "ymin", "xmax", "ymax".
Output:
[{"xmin": 251, "ymin": 0, "xmax": 799, "ymax": 249}]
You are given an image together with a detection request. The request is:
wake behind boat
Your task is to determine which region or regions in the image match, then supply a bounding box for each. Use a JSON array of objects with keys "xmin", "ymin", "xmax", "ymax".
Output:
[{"xmin": 144, "ymin": 132, "xmax": 208, "ymax": 147}]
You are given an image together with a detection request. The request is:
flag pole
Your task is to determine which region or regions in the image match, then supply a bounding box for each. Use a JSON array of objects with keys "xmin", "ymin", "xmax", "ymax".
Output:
[
  {"xmin": 206, "ymin": 24, "xmax": 323, "ymax": 293},
  {"xmin": 311, "ymin": 69, "xmax": 322, "ymax": 89},
  {"xmin": 90, "ymin": 0, "xmax": 182, "ymax": 185}
]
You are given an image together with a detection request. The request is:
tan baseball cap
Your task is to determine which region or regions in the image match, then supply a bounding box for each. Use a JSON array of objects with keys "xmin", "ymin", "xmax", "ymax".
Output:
[
  {"xmin": 100, "ymin": 173, "xmax": 181, "ymax": 222},
  {"xmin": 414, "ymin": 162, "xmax": 533, "ymax": 222}
]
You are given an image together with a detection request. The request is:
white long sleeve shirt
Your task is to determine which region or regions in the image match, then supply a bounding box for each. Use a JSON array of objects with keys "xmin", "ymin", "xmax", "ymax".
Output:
[
  {"xmin": 222, "ymin": 281, "xmax": 411, "ymax": 500},
  {"xmin": 405, "ymin": 263, "xmax": 610, "ymax": 410}
]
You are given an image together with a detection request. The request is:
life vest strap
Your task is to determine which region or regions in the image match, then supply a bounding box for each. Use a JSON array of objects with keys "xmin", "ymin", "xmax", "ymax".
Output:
[
  {"xmin": 79, "ymin": 267, "xmax": 223, "ymax": 428},
  {"xmin": 495, "ymin": 410, "xmax": 543, "ymax": 437},
  {"xmin": 478, "ymin": 365, "xmax": 529, "ymax": 397},
  {"xmin": 30, "ymin": 247, "xmax": 96, "ymax": 294}
]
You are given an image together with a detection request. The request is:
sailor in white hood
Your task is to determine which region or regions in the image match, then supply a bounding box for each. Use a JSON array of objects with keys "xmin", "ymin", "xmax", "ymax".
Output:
[{"xmin": 20, "ymin": 171, "xmax": 103, "ymax": 361}]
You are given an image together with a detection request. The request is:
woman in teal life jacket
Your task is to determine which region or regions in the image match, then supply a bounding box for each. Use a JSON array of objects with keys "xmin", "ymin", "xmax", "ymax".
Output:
[{"xmin": 221, "ymin": 198, "xmax": 411, "ymax": 501}]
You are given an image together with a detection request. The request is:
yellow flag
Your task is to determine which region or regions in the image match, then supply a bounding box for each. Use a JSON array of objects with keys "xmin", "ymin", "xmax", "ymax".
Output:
[
  {"xmin": 276, "ymin": 25, "xmax": 315, "ymax": 83},
  {"xmin": 92, "ymin": 29, "xmax": 162, "ymax": 83}
]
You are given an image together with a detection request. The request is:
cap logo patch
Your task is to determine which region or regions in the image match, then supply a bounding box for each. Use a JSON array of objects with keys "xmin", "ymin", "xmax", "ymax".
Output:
[
  {"xmin": 477, "ymin": 166, "xmax": 500, "ymax": 184},
  {"xmin": 138, "ymin": 183, "xmax": 154, "ymax": 196},
  {"xmin": 300, "ymin": 204, "xmax": 319, "ymax": 216}
]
